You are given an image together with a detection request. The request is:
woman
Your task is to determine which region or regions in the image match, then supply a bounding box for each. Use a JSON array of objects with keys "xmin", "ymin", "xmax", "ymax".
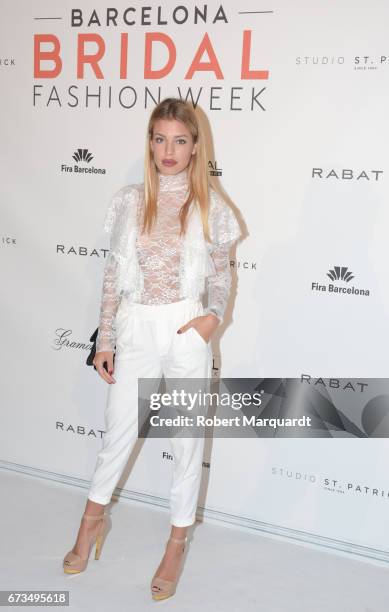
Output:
[{"xmin": 63, "ymin": 97, "xmax": 241, "ymax": 600}]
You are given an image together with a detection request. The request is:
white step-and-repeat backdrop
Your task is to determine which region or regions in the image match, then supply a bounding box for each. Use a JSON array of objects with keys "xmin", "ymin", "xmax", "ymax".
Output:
[{"xmin": 2, "ymin": 1, "xmax": 389, "ymax": 562}]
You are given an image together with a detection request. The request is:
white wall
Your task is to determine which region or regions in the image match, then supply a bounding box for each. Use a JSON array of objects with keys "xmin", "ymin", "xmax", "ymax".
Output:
[{"xmin": 2, "ymin": 0, "xmax": 389, "ymax": 562}]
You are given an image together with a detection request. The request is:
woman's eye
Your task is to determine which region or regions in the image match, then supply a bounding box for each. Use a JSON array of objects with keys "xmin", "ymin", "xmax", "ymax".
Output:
[{"xmin": 154, "ymin": 137, "xmax": 186, "ymax": 144}]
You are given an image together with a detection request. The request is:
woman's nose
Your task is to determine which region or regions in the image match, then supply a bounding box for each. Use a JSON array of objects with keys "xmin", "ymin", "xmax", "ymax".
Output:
[{"xmin": 165, "ymin": 141, "xmax": 174, "ymax": 156}]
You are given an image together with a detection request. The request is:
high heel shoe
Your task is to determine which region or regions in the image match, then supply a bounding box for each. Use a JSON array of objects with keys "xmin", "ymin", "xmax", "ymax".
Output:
[
  {"xmin": 63, "ymin": 512, "xmax": 107, "ymax": 574},
  {"xmin": 150, "ymin": 535, "xmax": 188, "ymax": 601}
]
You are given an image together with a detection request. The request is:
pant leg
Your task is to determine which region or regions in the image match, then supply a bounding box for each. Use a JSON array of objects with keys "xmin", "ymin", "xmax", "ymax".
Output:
[
  {"xmin": 162, "ymin": 300, "xmax": 212, "ymax": 527},
  {"xmin": 87, "ymin": 308, "xmax": 162, "ymax": 505}
]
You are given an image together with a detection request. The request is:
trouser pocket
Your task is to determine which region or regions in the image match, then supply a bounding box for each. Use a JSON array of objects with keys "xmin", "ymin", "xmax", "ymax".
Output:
[{"xmin": 190, "ymin": 326, "xmax": 209, "ymax": 345}]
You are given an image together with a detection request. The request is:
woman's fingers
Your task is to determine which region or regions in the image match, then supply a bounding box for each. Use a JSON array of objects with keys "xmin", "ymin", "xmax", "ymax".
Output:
[
  {"xmin": 193, "ymin": 314, "xmax": 220, "ymax": 342},
  {"xmin": 97, "ymin": 361, "xmax": 116, "ymax": 384},
  {"xmin": 177, "ymin": 316, "xmax": 211, "ymax": 342},
  {"xmin": 177, "ymin": 316, "xmax": 198, "ymax": 334},
  {"xmin": 93, "ymin": 352, "xmax": 116, "ymax": 384}
]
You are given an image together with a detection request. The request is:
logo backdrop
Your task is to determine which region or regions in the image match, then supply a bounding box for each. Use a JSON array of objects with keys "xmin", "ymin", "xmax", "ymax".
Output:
[{"xmin": 2, "ymin": 0, "xmax": 389, "ymax": 562}]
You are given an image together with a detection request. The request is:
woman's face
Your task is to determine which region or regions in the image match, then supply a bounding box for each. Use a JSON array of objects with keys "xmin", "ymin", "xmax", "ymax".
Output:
[{"xmin": 150, "ymin": 118, "xmax": 197, "ymax": 175}]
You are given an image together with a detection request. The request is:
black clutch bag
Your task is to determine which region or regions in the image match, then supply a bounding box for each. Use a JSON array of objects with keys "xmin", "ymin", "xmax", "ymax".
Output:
[{"xmin": 86, "ymin": 327, "xmax": 116, "ymax": 372}]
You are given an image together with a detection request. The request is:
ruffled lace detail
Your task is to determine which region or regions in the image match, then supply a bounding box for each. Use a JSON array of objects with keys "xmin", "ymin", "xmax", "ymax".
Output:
[
  {"xmin": 208, "ymin": 188, "xmax": 241, "ymax": 248},
  {"xmin": 95, "ymin": 175, "xmax": 241, "ymax": 352},
  {"xmin": 203, "ymin": 189, "xmax": 241, "ymax": 321},
  {"xmin": 96, "ymin": 185, "xmax": 141, "ymax": 352}
]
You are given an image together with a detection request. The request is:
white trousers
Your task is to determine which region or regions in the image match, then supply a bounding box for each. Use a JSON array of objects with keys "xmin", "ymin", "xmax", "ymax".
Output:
[{"xmin": 87, "ymin": 297, "xmax": 212, "ymax": 527}]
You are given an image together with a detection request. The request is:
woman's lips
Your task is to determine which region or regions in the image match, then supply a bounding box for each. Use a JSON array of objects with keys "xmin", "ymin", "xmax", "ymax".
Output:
[{"xmin": 162, "ymin": 159, "xmax": 177, "ymax": 166}]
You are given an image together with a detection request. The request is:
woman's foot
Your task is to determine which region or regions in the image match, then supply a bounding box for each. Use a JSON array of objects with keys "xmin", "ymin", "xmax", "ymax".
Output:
[
  {"xmin": 71, "ymin": 514, "xmax": 105, "ymax": 559},
  {"xmin": 151, "ymin": 537, "xmax": 186, "ymax": 590}
]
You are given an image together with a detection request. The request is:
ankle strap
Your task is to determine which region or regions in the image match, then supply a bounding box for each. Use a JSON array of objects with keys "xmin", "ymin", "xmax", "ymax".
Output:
[
  {"xmin": 168, "ymin": 535, "xmax": 187, "ymax": 544},
  {"xmin": 83, "ymin": 512, "xmax": 105, "ymax": 520}
]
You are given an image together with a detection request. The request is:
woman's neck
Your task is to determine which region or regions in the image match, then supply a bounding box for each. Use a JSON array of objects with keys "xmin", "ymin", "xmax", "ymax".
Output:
[{"xmin": 157, "ymin": 167, "xmax": 189, "ymax": 192}]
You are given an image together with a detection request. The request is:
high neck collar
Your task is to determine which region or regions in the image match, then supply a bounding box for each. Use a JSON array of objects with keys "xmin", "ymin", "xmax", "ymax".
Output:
[{"xmin": 158, "ymin": 167, "xmax": 189, "ymax": 192}]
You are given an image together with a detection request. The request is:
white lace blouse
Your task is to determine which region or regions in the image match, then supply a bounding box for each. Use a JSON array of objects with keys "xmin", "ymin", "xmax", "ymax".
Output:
[{"xmin": 95, "ymin": 167, "xmax": 241, "ymax": 352}]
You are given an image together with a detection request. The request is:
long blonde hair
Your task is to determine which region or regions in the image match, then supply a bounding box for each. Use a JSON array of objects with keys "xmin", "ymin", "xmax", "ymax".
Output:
[{"xmin": 143, "ymin": 97, "xmax": 211, "ymax": 242}]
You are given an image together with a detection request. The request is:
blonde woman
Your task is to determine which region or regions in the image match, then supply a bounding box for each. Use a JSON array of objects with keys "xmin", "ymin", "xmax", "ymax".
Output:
[{"xmin": 63, "ymin": 97, "xmax": 241, "ymax": 600}]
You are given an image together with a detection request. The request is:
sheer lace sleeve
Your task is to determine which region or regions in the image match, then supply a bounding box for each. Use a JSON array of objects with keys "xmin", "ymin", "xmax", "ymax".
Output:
[
  {"xmin": 203, "ymin": 189, "xmax": 241, "ymax": 323},
  {"xmin": 95, "ymin": 186, "xmax": 129, "ymax": 353},
  {"xmin": 203, "ymin": 242, "xmax": 232, "ymax": 322}
]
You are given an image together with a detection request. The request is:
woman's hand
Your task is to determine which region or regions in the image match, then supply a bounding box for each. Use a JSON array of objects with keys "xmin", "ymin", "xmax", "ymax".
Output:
[
  {"xmin": 93, "ymin": 351, "xmax": 116, "ymax": 384},
  {"xmin": 177, "ymin": 313, "xmax": 220, "ymax": 343}
]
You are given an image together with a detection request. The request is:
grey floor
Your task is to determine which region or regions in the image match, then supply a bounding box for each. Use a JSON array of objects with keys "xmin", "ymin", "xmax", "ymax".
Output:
[{"xmin": 1, "ymin": 468, "xmax": 389, "ymax": 612}]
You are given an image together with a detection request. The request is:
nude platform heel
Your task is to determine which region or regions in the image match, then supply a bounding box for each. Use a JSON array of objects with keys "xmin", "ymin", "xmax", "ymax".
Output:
[
  {"xmin": 63, "ymin": 512, "xmax": 107, "ymax": 574},
  {"xmin": 150, "ymin": 535, "xmax": 188, "ymax": 601}
]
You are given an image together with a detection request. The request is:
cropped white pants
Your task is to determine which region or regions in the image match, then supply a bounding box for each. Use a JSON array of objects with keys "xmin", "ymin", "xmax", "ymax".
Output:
[{"xmin": 87, "ymin": 297, "xmax": 212, "ymax": 527}]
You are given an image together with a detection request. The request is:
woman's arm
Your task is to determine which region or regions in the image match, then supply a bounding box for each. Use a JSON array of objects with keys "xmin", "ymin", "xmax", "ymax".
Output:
[
  {"xmin": 203, "ymin": 189, "xmax": 241, "ymax": 324},
  {"xmin": 95, "ymin": 186, "xmax": 130, "ymax": 353},
  {"xmin": 203, "ymin": 241, "xmax": 233, "ymax": 323},
  {"xmin": 95, "ymin": 251, "xmax": 122, "ymax": 353}
]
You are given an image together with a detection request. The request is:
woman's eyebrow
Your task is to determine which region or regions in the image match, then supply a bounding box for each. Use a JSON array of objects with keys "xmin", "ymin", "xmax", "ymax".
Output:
[{"xmin": 154, "ymin": 132, "xmax": 188, "ymax": 138}]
